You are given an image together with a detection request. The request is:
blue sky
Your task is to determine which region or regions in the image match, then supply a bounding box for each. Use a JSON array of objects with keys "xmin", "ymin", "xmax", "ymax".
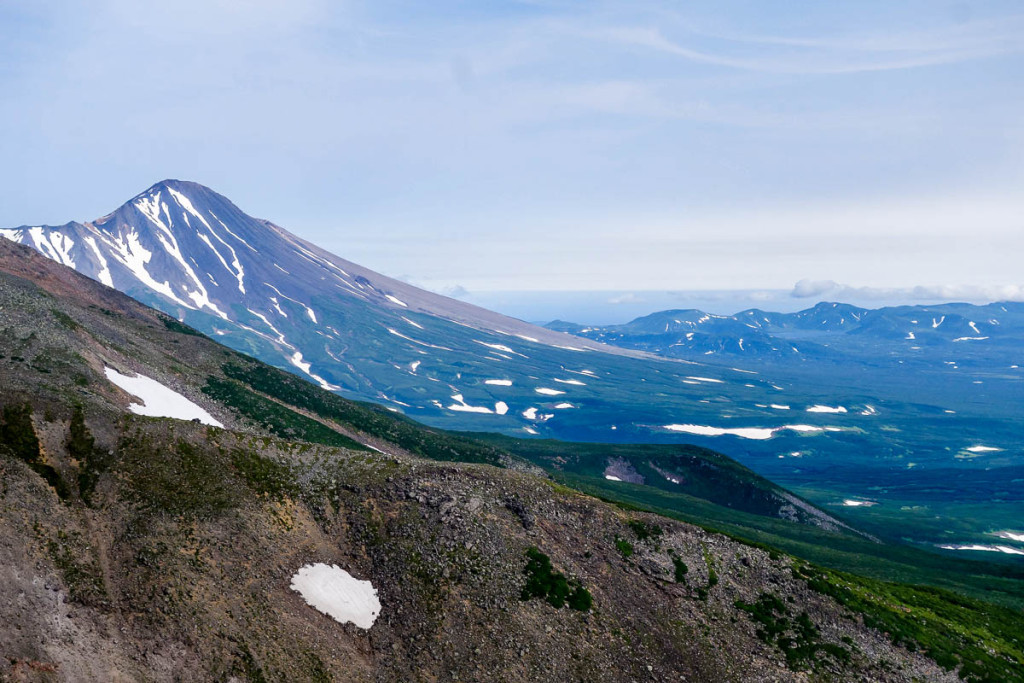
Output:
[{"xmin": 2, "ymin": 1, "xmax": 1023, "ymax": 312}]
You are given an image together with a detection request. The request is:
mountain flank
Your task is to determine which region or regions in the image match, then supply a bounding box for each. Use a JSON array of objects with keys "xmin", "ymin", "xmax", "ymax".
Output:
[{"xmin": 4, "ymin": 228, "xmax": 1021, "ymax": 681}]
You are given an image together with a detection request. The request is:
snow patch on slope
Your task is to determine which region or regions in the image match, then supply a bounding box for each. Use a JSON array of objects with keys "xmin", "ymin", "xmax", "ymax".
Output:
[
  {"xmin": 290, "ymin": 563, "xmax": 381, "ymax": 629},
  {"xmin": 806, "ymin": 405, "xmax": 847, "ymax": 414},
  {"xmin": 448, "ymin": 394, "xmax": 493, "ymax": 414},
  {"xmin": 104, "ymin": 367, "xmax": 222, "ymax": 427}
]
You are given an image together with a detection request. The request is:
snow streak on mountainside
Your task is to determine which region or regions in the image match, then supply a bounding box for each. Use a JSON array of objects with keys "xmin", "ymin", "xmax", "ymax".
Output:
[
  {"xmin": 1, "ymin": 180, "xmax": 653, "ymax": 428},
  {"xmin": 5, "ymin": 183, "xmax": 1024, "ymax": 553}
]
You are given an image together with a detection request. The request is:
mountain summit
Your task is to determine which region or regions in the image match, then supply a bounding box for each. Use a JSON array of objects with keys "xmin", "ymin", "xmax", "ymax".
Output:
[{"xmin": 1, "ymin": 180, "xmax": 632, "ymax": 407}]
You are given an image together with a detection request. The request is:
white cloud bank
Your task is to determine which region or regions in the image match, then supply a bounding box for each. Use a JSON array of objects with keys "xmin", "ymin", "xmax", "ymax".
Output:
[{"xmin": 792, "ymin": 279, "xmax": 1024, "ymax": 303}]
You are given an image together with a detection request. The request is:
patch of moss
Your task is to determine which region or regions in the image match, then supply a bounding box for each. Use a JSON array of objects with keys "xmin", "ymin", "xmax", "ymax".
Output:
[
  {"xmin": 231, "ymin": 448, "xmax": 298, "ymax": 500},
  {"xmin": 50, "ymin": 308, "xmax": 80, "ymax": 331},
  {"xmin": 614, "ymin": 536, "xmax": 634, "ymax": 559},
  {"xmin": 703, "ymin": 547, "xmax": 718, "ymax": 589},
  {"xmin": 628, "ymin": 519, "xmax": 663, "ymax": 543},
  {"xmin": 120, "ymin": 435, "xmax": 239, "ymax": 517},
  {"xmin": 1, "ymin": 402, "xmax": 71, "ymax": 500},
  {"xmin": 521, "ymin": 547, "xmax": 592, "ymax": 611}
]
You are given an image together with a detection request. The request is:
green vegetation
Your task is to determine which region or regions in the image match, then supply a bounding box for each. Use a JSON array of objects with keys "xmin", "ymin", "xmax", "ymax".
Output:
[
  {"xmin": 548, "ymin": 470, "xmax": 1024, "ymax": 610},
  {"xmin": 160, "ymin": 315, "xmax": 207, "ymax": 337},
  {"xmin": 793, "ymin": 562, "xmax": 1024, "ymax": 682},
  {"xmin": 521, "ymin": 547, "xmax": 592, "ymax": 611},
  {"xmin": 120, "ymin": 435, "xmax": 239, "ymax": 517},
  {"xmin": 696, "ymin": 546, "xmax": 719, "ymax": 600},
  {"xmin": 627, "ymin": 519, "xmax": 663, "ymax": 543},
  {"xmin": 49, "ymin": 308, "xmax": 79, "ymax": 331},
  {"xmin": 614, "ymin": 536, "xmax": 634, "ymax": 559},
  {"xmin": 202, "ymin": 376, "xmax": 367, "ymax": 450},
  {"xmin": 734, "ymin": 592, "xmax": 850, "ymax": 671},
  {"xmin": 231, "ymin": 448, "xmax": 298, "ymax": 500},
  {"xmin": 1, "ymin": 402, "xmax": 70, "ymax": 499},
  {"xmin": 68, "ymin": 405, "xmax": 108, "ymax": 504},
  {"xmin": 703, "ymin": 547, "xmax": 718, "ymax": 589},
  {"xmin": 670, "ymin": 553, "xmax": 688, "ymax": 583},
  {"xmin": 222, "ymin": 363, "xmax": 509, "ymax": 466},
  {"xmin": 1, "ymin": 402, "xmax": 41, "ymax": 463},
  {"xmin": 234, "ymin": 643, "xmax": 269, "ymax": 683}
]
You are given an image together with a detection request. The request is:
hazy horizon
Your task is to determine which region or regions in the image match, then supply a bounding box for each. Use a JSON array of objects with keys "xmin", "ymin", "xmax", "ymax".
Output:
[
  {"xmin": 441, "ymin": 287, "xmax": 1015, "ymax": 326},
  {"xmin": 3, "ymin": 1, "xmax": 1022, "ymax": 299}
]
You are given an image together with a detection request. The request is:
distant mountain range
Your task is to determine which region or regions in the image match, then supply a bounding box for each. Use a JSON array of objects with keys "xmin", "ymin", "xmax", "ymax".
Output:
[
  {"xmin": 6, "ymin": 220, "xmax": 1017, "ymax": 682},
  {"xmin": 548, "ymin": 300, "xmax": 1024, "ymax": 363},
  {"xmin": 5, "ymin": 181, "xmax": 1023, "ymax": 556}
]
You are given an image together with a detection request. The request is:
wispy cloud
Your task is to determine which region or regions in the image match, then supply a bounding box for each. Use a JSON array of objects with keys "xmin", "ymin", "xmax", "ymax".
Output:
[
  {"xmin": 586, "ymin": 21, "xmax": 1024, "ymax": 75},
  {"xmin": 608, "ymin": 292, "xmax": 646, "ymax": 305},
  {"xmin": 2, "ymin": 0, "xmax": 1023, "ymax": 300}
]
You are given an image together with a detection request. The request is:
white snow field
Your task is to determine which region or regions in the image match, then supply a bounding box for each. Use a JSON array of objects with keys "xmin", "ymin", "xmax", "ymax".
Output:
[
  {"xmin": 965, "ymin": 445, "xmax": 1002, "ymax": 453},
  {"xmin": 663, "ymin": 424, "xmax": 775, "ymax": 440},
  {"xmin": 806, "ymin": 405, "xmax": 847, "ymax": 414},
  {"xmin": 290, "ymin": 563, "xmax": 381, "ymax": 629},
  {"xmin": 447, "ymin": 394, "xmax": 493, "ymax": 414},
  {"xmin": 661, "ymin": 423, "xmax": 840, "ymax": 440},
  {"xmin": 103, "ymin": 367, "xmax": 222, "ymax": 427},
  {"xmin": 938, "ymin": 544, "xmax": 1024, "ymax": 556}
]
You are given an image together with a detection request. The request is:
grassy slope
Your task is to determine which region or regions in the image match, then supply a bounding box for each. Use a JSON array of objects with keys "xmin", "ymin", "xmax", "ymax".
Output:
[
  {"xmin": 213, "ymin": 355, "xmax": 1024, "ymax": 612},
  {"xmin": 178, "ymin": 358, "xmax": 1024, "ymax": 681},
  {"xmin": 555, "ymin": 473, "xmax": 1024, "ymax": 608},
  {"xmin": 2, "ymin": 239, "xmax": 1023, "ymax": 681}
]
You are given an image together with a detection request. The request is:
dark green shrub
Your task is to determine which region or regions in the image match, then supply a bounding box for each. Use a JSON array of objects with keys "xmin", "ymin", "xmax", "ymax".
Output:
[
  {"xmin": 672, "ymin": 555, "xmax": 689, "ymax": 583},
  {"xmin": 521, "ymin": 547, "xmax": 591, "ymax": 612},
  {"xmin": 68, "ymin": 406, "xmax": 107, "ymax": 503},
  {"xmin": 1, "ymin": 402, "xmax": 70, "ymax": 500},
  {"xmin": 628, "ymin": 519, "xmax": 663, "ymax": 542},
  {"xmin": 160, "ymin": 315, "xmax": 206, "ymax": 337},
  {"xmin": 567, "ymin": 582, "xmax": 593, "ymax": 611},
  {"xmin": 735, "ymin": 593, "xmax": 849, "ymax": 671},
  {"xmin": 1, "ymin": 403, "xmax": 41, "ymax": 463}
]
